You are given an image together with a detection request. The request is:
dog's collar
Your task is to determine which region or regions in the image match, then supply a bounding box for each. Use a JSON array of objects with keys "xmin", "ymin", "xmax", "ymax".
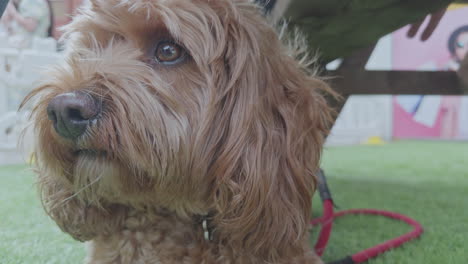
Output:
[{"xmin": 197, "ymin": 213, "xmax": 216, "ymax": 241}]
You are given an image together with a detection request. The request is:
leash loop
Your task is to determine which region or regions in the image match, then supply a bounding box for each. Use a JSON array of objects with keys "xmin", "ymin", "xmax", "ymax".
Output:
[{"xmin": 312, "ymin": 170, "xmax": 424, "ymax": 264}]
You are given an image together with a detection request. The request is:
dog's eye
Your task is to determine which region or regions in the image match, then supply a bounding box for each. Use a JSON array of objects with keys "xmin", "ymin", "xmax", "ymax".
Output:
[{"xmin": 155, "ymin": 41, "xmax": 186, "ymax": 65}]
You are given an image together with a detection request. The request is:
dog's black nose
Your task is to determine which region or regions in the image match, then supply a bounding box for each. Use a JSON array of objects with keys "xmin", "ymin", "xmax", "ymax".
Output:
[{"xmin": 47, "ymin": 91, "xmax": 100, "ymax": 140}]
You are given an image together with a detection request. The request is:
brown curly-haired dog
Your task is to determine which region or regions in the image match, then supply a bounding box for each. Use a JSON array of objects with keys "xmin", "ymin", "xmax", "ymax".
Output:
[{"xmin": 22, "ymin": 0, "xmax": 333, "ymax": 263}]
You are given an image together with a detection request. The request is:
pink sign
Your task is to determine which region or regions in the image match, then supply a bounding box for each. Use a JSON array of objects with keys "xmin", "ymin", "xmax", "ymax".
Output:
[
  {"xmin": 393, "ymin": 96, "xmax": 468, "ymax": 140},
  {"xmin": 392, "ymin": 5, "xmax": 468, "ymax": 140},
  {"xmin": 392, "ymin": 6, "xmax": 468, "ymax": 71}
]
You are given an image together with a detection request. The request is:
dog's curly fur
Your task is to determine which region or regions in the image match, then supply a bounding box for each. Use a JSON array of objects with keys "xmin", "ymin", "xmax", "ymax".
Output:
[{"xmin": 22, "ymin": 0, "xmax": 333, "ymax": 263}]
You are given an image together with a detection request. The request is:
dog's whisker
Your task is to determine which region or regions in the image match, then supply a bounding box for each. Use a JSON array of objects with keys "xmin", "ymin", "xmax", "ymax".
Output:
[{"xmin": 61, "ymin": 170, "xmax": 104, "ymax": 205}]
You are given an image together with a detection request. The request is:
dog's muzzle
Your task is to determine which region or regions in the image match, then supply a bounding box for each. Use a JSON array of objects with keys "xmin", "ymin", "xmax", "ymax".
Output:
[{"xmin": 47, "ymin": 91, "xmax": 101, "ymax": 140}]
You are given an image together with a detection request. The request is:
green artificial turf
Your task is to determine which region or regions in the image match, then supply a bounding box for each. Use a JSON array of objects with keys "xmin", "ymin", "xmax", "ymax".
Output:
[
  {"xmin": 0, "ymin": 141, "xmax": 467, "ymax": 263},
  {"xmin": 315, "ymin": 141, "xmax": 468, "ymax": 264},
  {"xmin": 0, "ymin": 166, "xmax": 84, "ymax": 264}
]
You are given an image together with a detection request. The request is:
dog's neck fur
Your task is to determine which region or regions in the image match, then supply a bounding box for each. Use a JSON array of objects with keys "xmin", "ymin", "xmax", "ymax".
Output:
[
  {"xmin": 85, "ymin": 207, "xmax": 266, "ymax": 264},
  {"xmin": 85, "ymin": 207, "xmax": 317, "ymax": 264},
  {"xmin": 85, "ymin": 207, "xmax": 210, "ymax": 262}
]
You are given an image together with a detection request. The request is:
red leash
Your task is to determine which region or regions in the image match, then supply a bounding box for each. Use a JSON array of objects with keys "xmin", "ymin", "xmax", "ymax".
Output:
[{"xmin": 312, "ymin": 171, "xmax": 424, "ymax": 264}]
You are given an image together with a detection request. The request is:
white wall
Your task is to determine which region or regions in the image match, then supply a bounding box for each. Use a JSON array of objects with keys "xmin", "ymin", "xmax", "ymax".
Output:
[{"xmin": 326, "ymin": 95, "xmax": 393, "ymax": 146}]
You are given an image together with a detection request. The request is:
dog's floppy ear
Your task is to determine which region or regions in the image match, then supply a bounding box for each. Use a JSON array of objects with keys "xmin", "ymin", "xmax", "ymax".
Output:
[{"xmin": 206, "ymin": 5, "xmax": 333, "ymax": 261}]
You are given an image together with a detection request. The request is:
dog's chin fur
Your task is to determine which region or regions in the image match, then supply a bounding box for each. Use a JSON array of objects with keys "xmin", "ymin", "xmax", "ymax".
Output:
[{"xmin": 22, "ymin": 0, "xmax": 333, "ymax": 263}]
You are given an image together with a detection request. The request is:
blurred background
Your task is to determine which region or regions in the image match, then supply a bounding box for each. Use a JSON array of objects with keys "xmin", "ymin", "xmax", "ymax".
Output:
[
  {"xmin": 0, "ymin": 0, "xmax": 87, "ymax": 164},
  {"xmin": 326, "ymin": 4, "xmax": 468, "ymax": 146}
]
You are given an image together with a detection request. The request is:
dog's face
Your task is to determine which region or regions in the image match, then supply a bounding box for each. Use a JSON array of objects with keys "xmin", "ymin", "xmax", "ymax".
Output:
[{"xmin": 23, "ymin": 0, "xmax": 331, "ymax": 260}]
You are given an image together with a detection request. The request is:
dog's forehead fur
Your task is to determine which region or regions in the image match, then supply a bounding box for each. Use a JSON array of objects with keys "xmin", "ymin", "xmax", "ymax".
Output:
[{"xmin": 67, "ymin": 0, "xmax": 260, "ymax": 62}]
